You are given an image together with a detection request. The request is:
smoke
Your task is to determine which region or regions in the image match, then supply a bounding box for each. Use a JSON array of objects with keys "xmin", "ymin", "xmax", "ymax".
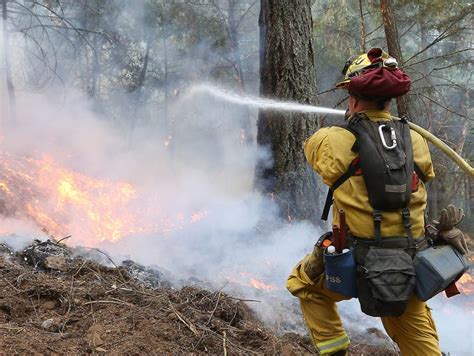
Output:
[
  {"xmin": 1, "ymin": 85, "xmax": 472, "ymax": 353},
  {"xmin": 0, "ymin": 218, "xmax": 48, "ymax": 251},
  {"xmin": 430, "ymin": 294, "xmax": 474, "ymax": 354},
  {"xmin": 0, "ymin": 82, "xmax": 383, "ymax": 337},
  {"xmin": 0, "ymin": 2, "xmax": 471, "ymax": 353}
]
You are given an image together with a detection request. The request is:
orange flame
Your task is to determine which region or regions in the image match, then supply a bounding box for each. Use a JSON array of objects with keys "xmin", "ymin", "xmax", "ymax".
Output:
[
  {"xmin": 191, "ymin": 210, "xmax": 208, "ymax": 222},
  {"xmin": 0, "ymin": 153, "xmax": 207, "ymax": 245},
  {"xmin": 222, "ymin": 272, "xmax": 279, "ymax": 292},
  {"xmin": 250, "ymin": 278, "xmax": 277, "ymax": 291},
  {"xmin": 164, "ymin": 136, "xmax": 173, "ymax": 147},
  {"xmin": 457, "ymin": 273, "xmax": 474, "ymax": 295}
]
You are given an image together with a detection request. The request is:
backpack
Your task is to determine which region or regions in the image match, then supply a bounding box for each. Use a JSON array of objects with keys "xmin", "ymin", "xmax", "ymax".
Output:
[
  {"xmin": 321, "ymin": 113, "xmax": 425, "ymax": 233},
  {"xmin": 320, "ymin": 113, "xmax": 426, "ymax": 317}
]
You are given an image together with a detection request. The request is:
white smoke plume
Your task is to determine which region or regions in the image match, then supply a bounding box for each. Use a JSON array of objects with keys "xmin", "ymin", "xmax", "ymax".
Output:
[{"xmin": 0, "ymin": 86, "xmax": 471, "ymax": 354}]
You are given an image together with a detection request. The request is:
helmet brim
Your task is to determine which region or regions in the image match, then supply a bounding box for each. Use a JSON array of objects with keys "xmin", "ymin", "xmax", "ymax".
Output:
[{"xmin": 335, "ymin": 79, "xmax": 350, "ymax": 89}]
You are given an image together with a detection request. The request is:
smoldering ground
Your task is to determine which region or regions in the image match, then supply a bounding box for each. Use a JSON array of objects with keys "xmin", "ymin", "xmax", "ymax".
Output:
[{"xmin": 1, "ymin": 87, "xmax": 472, "ymax": 353}]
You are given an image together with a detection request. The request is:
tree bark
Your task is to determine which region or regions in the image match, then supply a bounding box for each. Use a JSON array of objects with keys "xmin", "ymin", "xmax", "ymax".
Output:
[
  {"xmin": 227, "ymin": 0, "xmax": 245, "ymax": 89},
  {"xmin": 226, "ymin": 0, "xmax": 253, "ymax": 144},
  {"xmin": 380, "ymin": 0, "xmax": 411, "ymax": 119},
  {"xmin": 256, "ymin": 0, "xmax": 320, "ymax": 222},
  {"xmin": 358, "ymin": 0, "xmax": 366, "ymax": 52},
  {"xmin": 2, "ymin": 0, "xmax": 16, "ymax": 124}
]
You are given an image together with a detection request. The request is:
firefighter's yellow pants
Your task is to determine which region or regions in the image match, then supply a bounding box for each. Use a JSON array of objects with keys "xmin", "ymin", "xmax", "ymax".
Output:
[{"xmin": 287, "ymin": 254, "xmax": 441, "ymax": 355}]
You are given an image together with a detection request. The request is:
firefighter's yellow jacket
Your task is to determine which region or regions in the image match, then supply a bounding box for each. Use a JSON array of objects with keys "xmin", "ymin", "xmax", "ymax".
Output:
[
  {"xmin": 287, "ymin": 110, "xmax": 441, "ymax": 356},
  {"xmin": 304, "ymin": 109, "xmax": 435, "ymax": 237}
]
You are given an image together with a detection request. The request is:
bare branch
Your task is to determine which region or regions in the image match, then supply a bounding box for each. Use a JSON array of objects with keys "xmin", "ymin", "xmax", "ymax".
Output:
[
  {"xmin": 405, "ymin": 48, "xmax": 473, "ymax": 68},
  {"xmin": 417, "ymin": 93, "xmax": 468, "ymax": 119},
  {"xmin": 403, "ymin": 5, "xmax": 472, "ymax": 64}
]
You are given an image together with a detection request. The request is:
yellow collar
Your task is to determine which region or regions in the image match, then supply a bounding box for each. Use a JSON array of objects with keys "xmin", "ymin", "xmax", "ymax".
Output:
[{"xmin": 359, "ymin": 110, "xmax": 392, "ymax": 121}]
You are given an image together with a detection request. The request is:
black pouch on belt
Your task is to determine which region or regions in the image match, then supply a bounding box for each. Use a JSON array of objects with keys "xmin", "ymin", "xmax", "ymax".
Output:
[{"xmin": 357, "ymin": 246, "xmax": 415, "ymax": 317}]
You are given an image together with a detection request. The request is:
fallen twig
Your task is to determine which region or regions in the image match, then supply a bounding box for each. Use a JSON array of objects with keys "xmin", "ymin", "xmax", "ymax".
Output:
[
  {"xmin": 226, "ymin": 296, "xmax": 261, "ymax": 303},
  {"xmin": 83, "ymin": 299, "xmax": 133, "ymax": 307},
  {"xmin": 0, "ymin": 325, "xmax": 24, "ymax": 332},
  {"xmin": 87, "ymin": 247, "xmax": 128, "ymax": 284},
  {"xmin": 106, "ymin": 286, "xmax": 167, "ymax": 300},
  {"xmin": 206, "ymin": 291, "xmax": 222, "ymax": 326},
  {"xmin": 223, "ymin": 330, "xmax": 228, "ymax": 356},
  {"xmin": 72, "ymin": 259, "xmax": 88, "ymax": 277},
  {"xmin": 169, "ymin": 301, "xmax": 200, "ymax": 336},
  {"xmin": 196, "ymin": 323, "xmax": 260, "ymax": 355},
  {"xmin": 3, "ymin": 277, "xmax": 22, "ymax": 292},
  {"xmin": 56, "ymin": 235, "xmax": 71, "ymax": 244}
]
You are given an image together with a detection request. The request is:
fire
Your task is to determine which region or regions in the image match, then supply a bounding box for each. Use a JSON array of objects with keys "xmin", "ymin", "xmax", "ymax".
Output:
[
  {"xmin": 457, "ymin": 273, "xmax": 474, "ymax": 295},
  {"xmin": 191, "ymin": 210, "xmax": 208, "ymax": 222},
  {"xmin": 221, "ymin": 271, "xmax": 279, "ymax": 292},
  {"xmin": 0, "ymin": 153, "xmax": 207, "ymax": 245},
  {"xmin": 164, "ymin": 136, "xmax": 173, "ymax": 147},
  {"xmin": 250, "ymin": 278, "xmax": 277, "ymax": 291}
]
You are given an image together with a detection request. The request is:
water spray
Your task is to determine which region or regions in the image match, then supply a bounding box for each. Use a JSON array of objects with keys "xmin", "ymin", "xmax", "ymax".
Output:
[
  {"xmin": 186, "ymin": 84, "xmax": 473, "ymax": 178},
  {"xmin": 186, "ymin": 84, "xmax": 346, "ymax": 116}
]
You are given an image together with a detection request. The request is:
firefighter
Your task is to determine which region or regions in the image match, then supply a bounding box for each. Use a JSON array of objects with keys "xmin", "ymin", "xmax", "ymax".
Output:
[{"xmin": 286, "ymin": 48, "xmax": 468, "ymax": 356}]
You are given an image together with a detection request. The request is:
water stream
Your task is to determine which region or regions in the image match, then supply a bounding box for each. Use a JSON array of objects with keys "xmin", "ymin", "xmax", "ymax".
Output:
[{"xmin": 186, "ymin": 84, "xmax": 346, "ymax": 116}]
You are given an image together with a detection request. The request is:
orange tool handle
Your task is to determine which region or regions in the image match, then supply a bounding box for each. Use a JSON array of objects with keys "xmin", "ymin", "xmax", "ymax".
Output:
[{"xmin": 339, "ymin": 209, "xmax": 347, "ymax": 251}]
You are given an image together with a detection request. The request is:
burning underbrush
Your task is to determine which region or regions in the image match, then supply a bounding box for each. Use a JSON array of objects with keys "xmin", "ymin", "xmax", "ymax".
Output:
[
  {"xmin": 0, "ymin": 152, "xmax": 209, "ymax": 246},
  {"xmin": 0, "ymin": 239, "xmax": 400, "ymax": 355}
]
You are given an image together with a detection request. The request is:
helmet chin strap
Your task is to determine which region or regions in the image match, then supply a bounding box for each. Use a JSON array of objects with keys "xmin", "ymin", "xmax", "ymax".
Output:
[{"xmin": 344, "ymin": 109, "xmax": 351, "ymax": 121}]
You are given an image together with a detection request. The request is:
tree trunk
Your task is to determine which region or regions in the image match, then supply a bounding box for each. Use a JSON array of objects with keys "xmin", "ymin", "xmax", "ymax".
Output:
[
  {"xmin": 2, "ymin": 0, "xmax": 16, "ymax": 124},
  {"xmin": 256, "ymin": 0, "xmax": 320, "ymax": 222},
  {"xmin": 126, "ymin": 39, "xmax": 150, "ymax": 147},
  {"xmin": 227, "ymin": 0, "xmax": 253, "ymax": 144},
  {"xmin": 227, "ymin": 0, "xmax": 245, "ymax": 89},
  {"xmin": 380, "ymin": 0, "xmax": 411, "ymax": 119},
  {"xmin": 358, "ymin": 0, "xmax": 366, "ymax": 52},
  {"xmin": 163, "ymin": 36, "xmax": 173, "ymax": 145}
]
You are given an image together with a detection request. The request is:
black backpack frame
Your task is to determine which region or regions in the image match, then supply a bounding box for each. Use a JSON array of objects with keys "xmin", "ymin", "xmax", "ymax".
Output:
[
  {"xmin": 320, "ymin": 113, "xmax": 426, "ymax": 241},
  {"xmin": 318, "ymin": 114, "xmax": 434, "ymax": 317}
]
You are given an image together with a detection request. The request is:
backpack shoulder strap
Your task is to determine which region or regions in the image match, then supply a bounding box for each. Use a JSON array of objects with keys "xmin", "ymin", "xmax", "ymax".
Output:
[
  {"xmin": 321, "ymin": 158, "xmax": 360, "ymax": 220},
  {"xmin": 398, "ymin": 117, "xmax": 426, "ymax": 183},
  {"xmin": 320, "ymin": 119, "xmax": 362, "ymax": 221},
  {"xmin": 414, "ymin": 164, "xmax": 426, "ymax": 183}
]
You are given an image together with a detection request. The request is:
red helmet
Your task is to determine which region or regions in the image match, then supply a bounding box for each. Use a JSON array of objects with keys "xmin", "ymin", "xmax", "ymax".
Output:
[{"xmin": 336, "ymin": 48, "xmax": 411, "ymax": 98}]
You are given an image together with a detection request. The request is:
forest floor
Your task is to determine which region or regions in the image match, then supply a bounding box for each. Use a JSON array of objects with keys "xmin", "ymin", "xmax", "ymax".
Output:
[{"xmin": 0, "ymin": 238, "xmax": 441, "ymax": 355}]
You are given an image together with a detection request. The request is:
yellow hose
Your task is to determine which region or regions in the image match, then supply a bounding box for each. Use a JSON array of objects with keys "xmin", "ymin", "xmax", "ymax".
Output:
[{"xmin": 392, "ymin": 116, "xmax": 474, "ymax": 178}]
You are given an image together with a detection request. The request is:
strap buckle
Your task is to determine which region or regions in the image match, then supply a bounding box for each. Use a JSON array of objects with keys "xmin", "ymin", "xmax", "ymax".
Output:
[
  {"xmin": 401, "ymin": 208, "xmax": 415, "ymax": 245},
  {"xmin": 373, "ymin": 210, "xmax": 382, "ymax": 222},
  {"xmin": 373, "ymin": 210, "xmax": 383, "ymax": 243},
  {"xmin": 401, "ymin": 209, "xmax": 412, "ymax": 229}
]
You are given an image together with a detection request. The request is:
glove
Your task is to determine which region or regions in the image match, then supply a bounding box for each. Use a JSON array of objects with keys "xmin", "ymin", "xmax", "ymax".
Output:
[
  {"xmin": 434, "ymin": 204, "xmax": 464, "ymax": 231},
  {"xmin": 303, "ymin": 245, "xmax": 325, "ymax": 281},
  {"xmin": 440, "ymin": 228, "xmax": 469, "ymax": 255},
  {"xmin": 434, "ymin": 204, "xmax": 469, "ymax": 255}
]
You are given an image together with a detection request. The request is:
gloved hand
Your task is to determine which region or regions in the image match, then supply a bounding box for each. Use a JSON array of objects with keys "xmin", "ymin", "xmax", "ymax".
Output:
[
  {"xmin": 440, "ymin": 228, "xmax": 469, "ymax": 255},
  {"xmin": 303, "ymin": 245, "xmax": 325, "ymax": 281},
  {"xmin": 434, "ymin": 204, "xmax": 469, "ymax": 255},
  {"xmin": 434, "ymin": 204, "xmax": 465, "ymax": 231}
]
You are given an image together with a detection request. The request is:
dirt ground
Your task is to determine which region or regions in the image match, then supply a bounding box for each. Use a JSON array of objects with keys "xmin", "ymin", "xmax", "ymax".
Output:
[{"xmin": 0, "ymin": 241, "xmax": 400, "ymax": 355}]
